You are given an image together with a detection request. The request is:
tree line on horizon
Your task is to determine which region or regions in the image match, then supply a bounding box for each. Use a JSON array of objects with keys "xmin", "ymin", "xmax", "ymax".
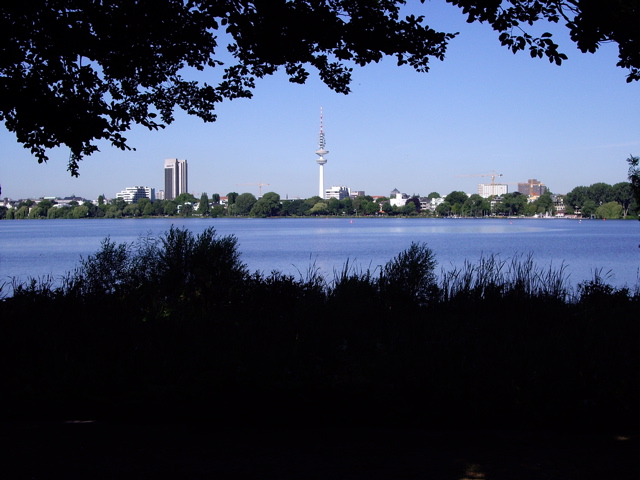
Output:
[{"xmin": 2, "ymin": 179, "xmax": 638, "ymax": 220}]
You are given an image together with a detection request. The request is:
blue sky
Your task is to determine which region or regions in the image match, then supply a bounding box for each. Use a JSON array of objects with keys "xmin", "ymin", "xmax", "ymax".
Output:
[{"xmin": 2, "ymin": 2, "xmax": 639, "ymax": 200}]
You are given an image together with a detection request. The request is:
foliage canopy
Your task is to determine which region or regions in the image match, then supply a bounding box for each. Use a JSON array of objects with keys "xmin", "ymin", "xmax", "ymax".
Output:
[{"xmin": 2, "ymin": 1, "xmax": 640, "ymax": 174}]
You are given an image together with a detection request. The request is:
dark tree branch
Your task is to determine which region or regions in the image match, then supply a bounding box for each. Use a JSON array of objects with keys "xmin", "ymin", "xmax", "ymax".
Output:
[{"xmin": 2, "ymin": 1, "xmax": 640, "ymax": 174}]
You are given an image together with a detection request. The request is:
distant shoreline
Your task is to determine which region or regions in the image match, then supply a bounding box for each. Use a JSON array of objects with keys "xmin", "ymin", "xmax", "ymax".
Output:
[{"xmin": 2, "ymin": 215, "xmax": 634, "ymax": 221}]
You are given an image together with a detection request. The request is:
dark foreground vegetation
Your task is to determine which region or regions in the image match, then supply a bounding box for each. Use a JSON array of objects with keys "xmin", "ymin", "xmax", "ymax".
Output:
[{"xmin": 2, "ymin": 227, "xmax": 639, "ymax": 431}]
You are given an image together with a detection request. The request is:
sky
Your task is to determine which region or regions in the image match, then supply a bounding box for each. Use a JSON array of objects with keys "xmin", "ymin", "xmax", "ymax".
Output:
[{"xmin": 2, "ymin": 2, "xmax": 640, "ymax": 201}]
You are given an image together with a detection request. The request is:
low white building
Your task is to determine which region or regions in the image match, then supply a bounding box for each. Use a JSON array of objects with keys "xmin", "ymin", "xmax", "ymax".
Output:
[
  {"xmin": 428, "ymin": 197, "xmax": 445, "ymax": 211},
  {"xmin": 389, "ymin": 188, "xmax": 409, "ymax": 208},
  {"xmin": 116, "ymin": 186, "xmax": 155, "ymax": 203},
  {"xmin": 325, "ymin": 185, "xmax": 350, "ymax": 200}
]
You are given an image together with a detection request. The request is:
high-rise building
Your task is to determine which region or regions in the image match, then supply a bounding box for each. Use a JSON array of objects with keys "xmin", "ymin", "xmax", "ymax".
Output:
[
  {"xmin": 518, "ymin": 179, "xmax": 546, "ymax": 197},
  {"xmin": 314, "ymin": 108, "xmax": 328, "ymax": 198},
  {"xmin": 164, "ymin": 158, "xmax": 188, "ymax": 200}
]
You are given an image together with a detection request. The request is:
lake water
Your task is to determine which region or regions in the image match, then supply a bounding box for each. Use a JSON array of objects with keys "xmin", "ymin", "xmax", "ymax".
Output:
[{"xmin": 2, "ymin": 217, "xmax": 639, "ymax": 290}]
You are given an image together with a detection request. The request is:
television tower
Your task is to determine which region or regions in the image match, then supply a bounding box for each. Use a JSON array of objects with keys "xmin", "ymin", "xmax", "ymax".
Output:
[{"xmin": 315, "ymin": 107, "xmax": 328, "ymax": 198}]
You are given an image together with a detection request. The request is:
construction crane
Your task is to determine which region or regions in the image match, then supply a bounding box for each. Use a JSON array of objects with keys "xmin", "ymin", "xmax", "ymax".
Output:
[
  {"xmin": 457, "ymin": 171, "xmax": 503, "ymax": 197},
  {"xmin": 236, "ymin": 182, "xmax": 270, "ymax": 197}
]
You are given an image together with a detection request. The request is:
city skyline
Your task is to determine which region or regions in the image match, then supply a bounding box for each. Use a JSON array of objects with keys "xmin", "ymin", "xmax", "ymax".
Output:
[
  {"xmin": 2, "ymin": 176, "xmax": 577, "ymax": 204},
  {"xmin": 1, "ymin": 2, "xmax": 639, "ymax": 200}
]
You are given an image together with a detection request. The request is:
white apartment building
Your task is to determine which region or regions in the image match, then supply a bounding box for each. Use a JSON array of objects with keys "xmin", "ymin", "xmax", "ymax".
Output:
[
  {"xmin": 116, "ymin": 186, "xmax": 155, "ymax": 203},
  {"xmin": 478, "ymin": 183, "xmax": 508, "ymax": 198}
]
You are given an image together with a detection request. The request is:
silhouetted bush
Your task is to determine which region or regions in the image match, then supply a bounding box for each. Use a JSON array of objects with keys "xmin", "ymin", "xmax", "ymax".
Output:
[
  {"xmin": 2, "ymin": 228, "xmax": 639, "ymax": 429},
  {"xmin": 379, "ymin": 242, "xmax": 438, "ymax": 306}
]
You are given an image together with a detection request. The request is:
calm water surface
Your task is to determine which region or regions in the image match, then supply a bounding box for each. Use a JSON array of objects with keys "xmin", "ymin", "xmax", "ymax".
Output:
[{"xmin": 2, "ymin": 217, "xmax": 639, "ymax": 289}]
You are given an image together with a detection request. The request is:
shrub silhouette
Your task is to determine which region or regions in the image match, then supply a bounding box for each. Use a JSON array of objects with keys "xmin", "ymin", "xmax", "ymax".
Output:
[
  {"xmin": 379, "ymin": 242, "xmax": 438, "ymax": 306},
  {"xmin": 2, "ymin": 228, "xmax": 640, "ymax": 429}
]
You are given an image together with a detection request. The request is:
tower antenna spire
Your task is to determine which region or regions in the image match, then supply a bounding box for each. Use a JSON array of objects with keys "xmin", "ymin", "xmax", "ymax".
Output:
[
  {"xmin": 315, "ymin": 107, "xmax": 328, "ymax": 198},
  {"xmin": 318, "ymin": 107, "xmax": 325, "ymax": 150}
]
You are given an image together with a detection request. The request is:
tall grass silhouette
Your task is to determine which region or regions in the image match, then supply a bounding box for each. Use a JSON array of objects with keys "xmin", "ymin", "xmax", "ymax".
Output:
[{"xmin": 2, "ymin": 227, "xmax": 639, "ymax": 429}]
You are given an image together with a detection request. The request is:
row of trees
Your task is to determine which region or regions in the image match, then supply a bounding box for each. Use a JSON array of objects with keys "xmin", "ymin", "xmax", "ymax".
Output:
[
  {"xmin": 1, "ymin": 193, "xmax": 223, "ymax": 220},
  {"xmin": 434, "ymin": 181, "xmax": 638, "ymax": 219},
  {"xmin": 0, "ymin": 192, "xmax": 404, "ymax": 219},
  {"xmin": 564, "ymin": 182, "xmax": 636, "ymax": 217},
  {"xmin": 229, "ymin": 193, "xmax": 401, "ymax": 217},
  {"xmin": 2, "ymin": 181, "xmax": 638, "ymax": 220},
  {"xmin": 434, "ymin": 191, "xmax": 560, "ymax": 218}
]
